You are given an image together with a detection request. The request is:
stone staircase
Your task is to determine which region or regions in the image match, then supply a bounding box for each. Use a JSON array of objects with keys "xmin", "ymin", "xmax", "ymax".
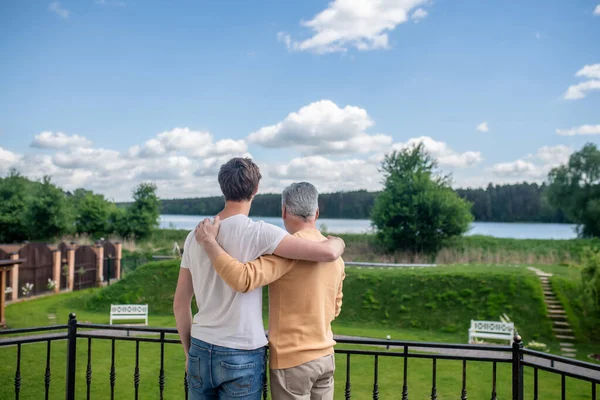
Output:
[{"xmin": 528, "ymin": 267, "xmax": 577, "ymax": 358}]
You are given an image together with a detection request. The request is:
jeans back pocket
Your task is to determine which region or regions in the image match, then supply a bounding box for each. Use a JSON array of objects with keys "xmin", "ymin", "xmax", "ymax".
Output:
[
  {"xmin": 187, "ymin": 355, "xmax": 204, "ymax": 389},
  {"xmin": 220, "ymin": 360, "xmax": 260, "ymax": 397}
]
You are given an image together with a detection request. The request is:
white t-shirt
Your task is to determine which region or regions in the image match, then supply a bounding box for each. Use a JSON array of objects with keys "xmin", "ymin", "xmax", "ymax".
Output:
[{"xmin": 180, "ymin": 214, "xmax": 287, "ymax": 350}]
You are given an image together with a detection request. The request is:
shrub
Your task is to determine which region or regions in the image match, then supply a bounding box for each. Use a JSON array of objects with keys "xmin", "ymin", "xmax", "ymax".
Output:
[
  {"xmin": 580, "ymin": 248, "xmax": 600, "ymax": 334},
  {"xmin": 371, "ymin": 143, "xmax": 473, "ymax": 253}
]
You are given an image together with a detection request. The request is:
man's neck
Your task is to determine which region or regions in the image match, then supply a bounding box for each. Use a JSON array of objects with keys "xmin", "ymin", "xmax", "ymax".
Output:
[
  {"xmin": 287, "ymin": 220, "xmax": 318, "ymax": 235},
  {"xmin": 218, "ymin": 201, "xmax": 252, "ymax": 220}
]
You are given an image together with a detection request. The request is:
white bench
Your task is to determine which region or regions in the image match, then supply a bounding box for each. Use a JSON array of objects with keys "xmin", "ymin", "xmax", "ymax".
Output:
[
  {"xmin": 110, "ymin": 304, "xmax": 148, "ymax": 326},
  {"xmin": 468, "ymin": 320, "xmax": 514, "ymax": 345}
]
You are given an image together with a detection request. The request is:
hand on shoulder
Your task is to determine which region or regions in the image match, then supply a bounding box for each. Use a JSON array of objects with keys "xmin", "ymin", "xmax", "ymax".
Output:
[{"xmin": 195, "ymin": 216, "xmax": 221, "ymax": 246}]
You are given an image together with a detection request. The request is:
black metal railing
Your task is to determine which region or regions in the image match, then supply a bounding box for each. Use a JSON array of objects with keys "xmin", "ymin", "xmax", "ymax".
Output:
[{"xmin": 1, "ymin": 314, "xmax": 598, "ymax": 399}]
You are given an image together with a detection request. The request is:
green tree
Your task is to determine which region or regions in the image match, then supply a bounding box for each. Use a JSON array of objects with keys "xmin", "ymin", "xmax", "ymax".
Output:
[
  {"xmin": 109, "ymin": 206, "xmax": 128, "ymax": 237},
  {"xmin": 24, "ymin": 176, "xmax": 72, "ymax": 240},
  {"xmin": 548, "ymin": 143, "xmax": 600, "ymax": 237},
  {"xmin": 122, "ymin": 183, "xmax": 161, "ymax": 239},
  {"xmin": 70, "ymin": 189, "xmax": 115, "ymax": 238},
  {"xmin": 0, "ymin": 169, "xmax": 31, "ymax": 242},
  {"xmin": 371, "ymin": 143, "xmax": 473, "ymax": 253}
]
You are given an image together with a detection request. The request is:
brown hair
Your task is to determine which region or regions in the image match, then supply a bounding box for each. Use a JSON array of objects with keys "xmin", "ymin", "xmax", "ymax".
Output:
[{"xmin": 218, "ymin": 158, "xmax": 262, "ymax": 202}]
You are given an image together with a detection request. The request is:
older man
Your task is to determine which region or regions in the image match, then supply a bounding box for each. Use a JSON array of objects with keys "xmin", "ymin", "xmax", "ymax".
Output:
[{"xmin": 196, "ymin": 182, "xmax": 345, "ymax": 400}]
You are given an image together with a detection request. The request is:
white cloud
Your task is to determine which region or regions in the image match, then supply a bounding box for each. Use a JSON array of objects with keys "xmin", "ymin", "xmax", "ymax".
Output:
[
  {"xmin": 263, "ymin": 136, "xmax": 482, "ymax": 193},
  {"xmin": 564, "ymin": 80, "xmax": 600, "ymax": 100},
  {"xmin": 594, "ymin": 5, "xmax": 600, "ymax": 15},
  {"xmin": 0, "ymin": 147, "xmax": 20, "ymax": 173},
  {"xmin": 535, "ymin": 145, "xmax": 572, "ymax": 166},
  {"xmin": 206, "ymin": 139, "xmax": 247, "ymax": 157},
  {"xmin": 31, "ymin": 131, "xmax": 92, "ymax": 149},
  {"xmin": 411, "ymin": 8, "xmax": 428, "ymax": 22},
  {"xmin": 535, "ymin": 32, "xmax": 541, "ymax": 39},
  {"xmin": 7, "ymin": 153, "xmax": 98, "ymax": 193},
  {"xmin": 0, "ymin": 147, "xmax": 20, "ymax": 164},
  {"xmin": 279, "ymin": 0, "xmax": 427, "ymax": 54},
  {"xmin": 492, "ymin": 160, "xmax": 539, "ymax": 178},
  {"xmin": 135, "ymin": 156, "xmax": 194, "ymax": 181},
  {"xmin": 132, "ymin": 127, "xmax": 247, "ymax": 158},
  {"xmin": 53, "ymin": 147, "xmax": 125, "ymax": 171},
  {"xmin": 2, "ymin": 138, "xmax": 214, "ymax": 200},
  {"xmin": 49, "ymin": 2, "xmax": 70, "ymax": 18},
  {"xmin": 564, "ymin": 65, "xmax": 600, "ymax": 100},
  {"xmin": 556, "ymin": 124, "xmax": 600, "ymax": 136},
  {"xmin": 476, "ymin": 122, "xmax": 489, "ymax": 133},
  {"xmin": 266, "ymin": 156, "xmax": 381, "ymax": 193},
  {"xmin": 390, "ymin": 136, "xmax": 483, "ymax": 168},
  {"xmin": 134, "ymin": 127, "xmax": 213, "ymax": 157},
  {"xmin": 5, "ymin": 127, "xmax": 484, "ymax": 201},
  {"xmin": 576, "ymin": 64, "xmax": 600, "ymax": 79},
  {"xmin": 248, "ymin": 100, "xmax": 391, "ymax": 155},
  {"xmin": 492, "ymin": 145, "xmax": 572, "ymax": 180}
]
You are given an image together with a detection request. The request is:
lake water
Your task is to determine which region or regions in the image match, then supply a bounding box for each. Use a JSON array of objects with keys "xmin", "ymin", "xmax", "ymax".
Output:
[{"xmin": 159, "ymin": 214, "xmax": 578, "ymax": 240}]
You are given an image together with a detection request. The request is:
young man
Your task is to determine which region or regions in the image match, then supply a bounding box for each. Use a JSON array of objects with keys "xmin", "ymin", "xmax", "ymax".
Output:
[
  {"xmin": 195, "ymin": 182, "xmax": 345, "ymax": 400},
  {"xmin": 173, "ymin": 159, "xmax": 345, "ymax": 400}
]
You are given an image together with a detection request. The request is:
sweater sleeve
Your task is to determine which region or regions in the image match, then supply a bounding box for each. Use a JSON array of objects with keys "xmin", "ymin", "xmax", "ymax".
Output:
[
  {"xmin": 335, "ymin": 261, "xmax": 346, "ymax": 318},
  {"xmin": 212, "ymin": 253, "xmax": 297, "ymax": 293}
]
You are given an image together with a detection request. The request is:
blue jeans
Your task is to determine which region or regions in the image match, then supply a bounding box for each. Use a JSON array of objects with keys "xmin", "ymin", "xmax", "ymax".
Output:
[{"xmin": 187, "ymin": 337, "xmax": 266, "ymax": 400}]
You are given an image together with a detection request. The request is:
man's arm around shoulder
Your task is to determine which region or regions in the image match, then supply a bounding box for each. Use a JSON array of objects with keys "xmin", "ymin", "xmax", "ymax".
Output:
[
  {"xmin": 212, "ymin": 251, "xmax": 295, "ymax": 293},
  {"xmin": 196, "ymin": 217, "xmax": 296, "ymax": 292},
  {"xmin": 273, "ymin": 234, "xmax": 345, "ymax": 262}
]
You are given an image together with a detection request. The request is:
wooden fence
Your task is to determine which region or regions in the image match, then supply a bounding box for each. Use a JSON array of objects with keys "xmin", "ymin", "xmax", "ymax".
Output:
[
  {"xmin": 0, "ymin": 241, "xmax": 122, "ymax": 301},
  {"xmin": 18, "ymin": 243, "xmax": 54, "ymax": 296},
  {"xmin": 73, "ymin": 246, "xmax": 97, "ymax": 290}
]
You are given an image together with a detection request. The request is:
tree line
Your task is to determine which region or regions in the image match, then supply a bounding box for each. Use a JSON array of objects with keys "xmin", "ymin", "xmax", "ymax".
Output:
[
  {"xmin": 157, "ymin": 190, "xmax": 377, "ymax": 220},
  {"xmin": 157, "ymin": 184, "xmax": 570, "ymax": 223},
  {"xmin": 456, "ymin": 183, "xmax": 570, "ymax": 223},
  {"xmin": 0, "ymin": 170, "xmax": 161, "ymax": 243}
]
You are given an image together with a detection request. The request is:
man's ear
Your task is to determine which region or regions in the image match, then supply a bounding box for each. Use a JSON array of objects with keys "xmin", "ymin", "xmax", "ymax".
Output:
[
  {"xmin": 282, "ymin": 205, "xmax": 287, "ymax": 219},
  {"xmin": 251, "ymin": 186, "xmax": 259, "ymax": 200},
  {"xmin": 315, "ymin": 208, "xmax": 319, "ymax": 220}
]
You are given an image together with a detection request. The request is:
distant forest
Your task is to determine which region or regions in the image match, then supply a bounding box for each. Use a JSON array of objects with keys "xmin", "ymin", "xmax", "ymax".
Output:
[{"xmin": 152, "ymin": 183, "xmax": 571, "ymax": 223}]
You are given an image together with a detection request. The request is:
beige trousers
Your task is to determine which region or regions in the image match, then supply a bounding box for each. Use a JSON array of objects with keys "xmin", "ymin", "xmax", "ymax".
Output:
[{"xmin": 269, "ymin": 354, "xmax": 335, "ymax": 400}]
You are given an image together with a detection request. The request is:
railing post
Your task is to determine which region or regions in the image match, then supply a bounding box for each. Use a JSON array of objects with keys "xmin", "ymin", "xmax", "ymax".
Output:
[
  {"xmin": 512, "ymin": 333, "xmax": 523, "ymax": 400},
  {"xmin": 66, "ymin": 313, "xmax": 77, "ymax": 400}
]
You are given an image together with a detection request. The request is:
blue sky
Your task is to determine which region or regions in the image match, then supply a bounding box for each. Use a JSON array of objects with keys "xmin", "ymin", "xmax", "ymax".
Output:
[{"xmin": 1, "ymin": 0, "xmax": 599, "ymax": 201}]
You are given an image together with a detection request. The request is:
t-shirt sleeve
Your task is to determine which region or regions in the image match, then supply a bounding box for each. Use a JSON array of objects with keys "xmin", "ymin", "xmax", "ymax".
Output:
[
  {"xmin": 180, "ymin": 231, "xmax": 194, "ymax": 269},
  {"xmin": 258, "ymin": 222, "xmax": 288, "ymax": 255}
]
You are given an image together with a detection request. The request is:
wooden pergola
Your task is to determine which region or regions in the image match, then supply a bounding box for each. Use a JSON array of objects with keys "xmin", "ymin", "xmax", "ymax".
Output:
[{"xmin": 0, "ymin": 258, "xmax": 24, "ymax": 328}]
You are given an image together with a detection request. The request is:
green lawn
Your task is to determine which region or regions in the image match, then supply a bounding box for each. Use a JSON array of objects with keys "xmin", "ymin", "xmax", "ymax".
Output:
[
  {"xmin": 1, "ymin": 262, "xmax": 598, "ymax": 399},
  {"xmin": 0, "ymin": 335, "xmax": 596, "ymax": 399}
]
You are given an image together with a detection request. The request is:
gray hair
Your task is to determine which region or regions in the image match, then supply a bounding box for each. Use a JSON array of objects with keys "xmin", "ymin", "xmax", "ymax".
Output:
[{"xmin": 281, "ymin": 182, "xmax": 319, "ymax": 219}]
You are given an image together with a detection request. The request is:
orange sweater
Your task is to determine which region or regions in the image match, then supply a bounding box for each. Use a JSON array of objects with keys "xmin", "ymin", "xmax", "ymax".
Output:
[{"xmin": 211, "ymin": 229, "xmax": 345, "ymax": 369}]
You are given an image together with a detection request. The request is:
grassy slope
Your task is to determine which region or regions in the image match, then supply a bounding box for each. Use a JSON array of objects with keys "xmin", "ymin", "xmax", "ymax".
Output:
[
  {"xmin": 82, "ymin": 261, "xmax": 554, "ymax": 340},
  {"xmin": 6, "ymin": 261, "xmax": 588, "ymax": 344}
]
